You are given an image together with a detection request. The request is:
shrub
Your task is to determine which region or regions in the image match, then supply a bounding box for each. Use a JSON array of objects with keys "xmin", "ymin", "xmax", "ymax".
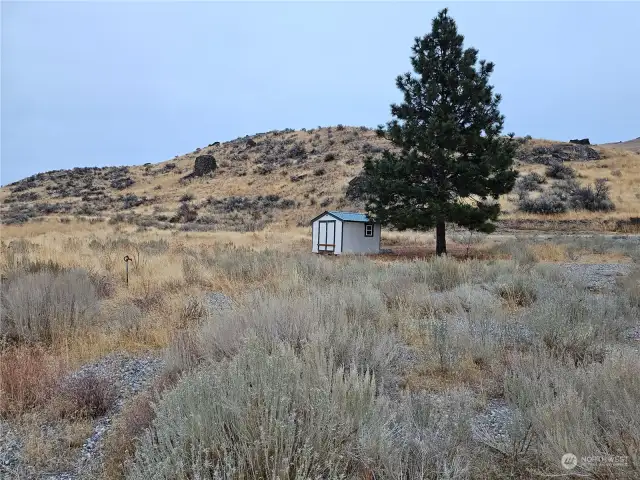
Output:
[
  {"xmin": 179, "ymin": 193, "xmax": 194, "ymax": 202},
  {"xmin": 517, "ymin": 192, "xmax": 568, "ymax": 214},
  {"xmin": 1, "ymin": 269, "xmax": 100, "ymax": 343},
  {"xmin": 313, "ymin": 167, "xmax": 326, "ymax": 176},
  {"xmin": 504, "ymin": 349, "xmax": 640, "ymax": 478},
  {"xmin": 110, "ymin": 176, "xmax": 135, "ymax": 190},
  {"xmin": 514, "ymin": 172, "xmax": 546, "ymax": 192},
  {"xmin": 494, "ymin": 273, "xmax": 538, "ymax": 308},
  {"xmin": 525, "ymin": 288, "xmax": 633, "ymax": 366},
  {"xmin": 103, "ymin": 391, "xmax": 158, "ymax": 479},
  {"xmin": 130, "ymin": 340, "xmax": 477, "ymax": 480},
  {"xmin": 254, "ymin": 164, "xmax": 274, "ymax": 175},
  {"xmin": 319, "ymin": 197, "xmax": 332, "ymax": 207},
  {"xmin": 56, "ymin": 372, "xmax": 117, "ymax": 418},
  {"xmin": 324, "ymin": 152, "xmax": 336, "ymax": 162},
  {"xmin": 192, "ymin": 284, "xmax": 402, "ymax": 388},
  {"xmin": 288, "ymin": 142, "xmax": 307, "ymax": 158},
  {"xmin": 391, "ymin": 388, "xmax": 476, "ymax": 478},
  {"xmin": 171, "ymin": 202, "xmax": 198, "ymax": 223},
  {"xmin": 618, "ymin": 268, "xmax": 640, "ymax": 308},
  {"xmin": 121, "ymin": 194, "xmax": 147, "ymax": 210},
  {"xmin": 568, "ymin": 178, "xmax": 615, "ymax": 212},
  {"xmin": 413, "ymin": 256, "xmax": 470, "ymax": 291},
  {"xmin": 127, "ymin": 343, "xmax": 389, "ymax": 479},
  {"xmin": 545, "ymin": 161, "xmax": 576, "ymax": 179},
  {"xmin": 289, "ymin": 173, "xmax": 307, "ymax": 182}
]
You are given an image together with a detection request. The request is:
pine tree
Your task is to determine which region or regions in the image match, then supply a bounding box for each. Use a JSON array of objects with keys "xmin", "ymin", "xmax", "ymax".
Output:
[{"xmin": 361, "ymin": 8, "xmax": 518, "ymax": 256}]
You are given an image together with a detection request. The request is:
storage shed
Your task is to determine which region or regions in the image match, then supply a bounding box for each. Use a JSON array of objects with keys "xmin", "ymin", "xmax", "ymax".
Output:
[{"xmin": 310, "ymin": 211, "xmax": 381, "ymax": 255}]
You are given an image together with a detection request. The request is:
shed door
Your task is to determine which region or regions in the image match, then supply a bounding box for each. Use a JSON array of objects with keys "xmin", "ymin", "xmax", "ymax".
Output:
[{"xmin": 318, "ymin": 220, "xmax": 336, "ymax": 252}]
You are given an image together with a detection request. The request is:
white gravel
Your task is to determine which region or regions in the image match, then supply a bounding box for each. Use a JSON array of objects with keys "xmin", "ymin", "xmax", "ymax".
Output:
[
  {"xmin": 555, "ymin": 262, "xmax": 632, "ymax": 292},
  {"xmin": 0, "ymin": 353, "xmax": 164, "ymax": 480}
]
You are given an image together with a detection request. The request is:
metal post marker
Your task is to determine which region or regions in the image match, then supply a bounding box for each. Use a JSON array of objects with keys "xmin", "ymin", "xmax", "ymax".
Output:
[{"xmin": 124, "ymin": 255, "xmax": 132, "ymax": 286}]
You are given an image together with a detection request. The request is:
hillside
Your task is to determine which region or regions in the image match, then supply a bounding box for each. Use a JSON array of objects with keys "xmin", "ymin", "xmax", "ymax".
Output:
[
  {"xmin": 600, "ymin": 137, "xmax": 640, "ymax": 154},
  {"xmin": 1, "ymin": 126, "xmax": 639, "ymax": 232}
]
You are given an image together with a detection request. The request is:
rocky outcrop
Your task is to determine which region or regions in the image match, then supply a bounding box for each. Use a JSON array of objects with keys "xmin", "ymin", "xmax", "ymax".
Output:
[
  {"xmin": 182, "ymin": 155, "xmax": 217, "ymax": 182},
  {"xmin": 345, "ymin": 174, "xmax": 368, "ymax": 201},
  {"xmin": 569, "ymin": 138, "xmax": 591, "ymax": 145},
  {"xmin": 516, "ymin": 143, "xmax": 600, "ymax": 165},
  {"xmin": 193, "ymin": 154, "xmax": 217, "ymax": 176}
]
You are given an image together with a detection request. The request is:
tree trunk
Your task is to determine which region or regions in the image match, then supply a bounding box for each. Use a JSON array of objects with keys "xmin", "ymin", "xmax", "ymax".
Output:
[{"xmin": 436, "ymin": 221, "xmax": 447, "ymax": 256}]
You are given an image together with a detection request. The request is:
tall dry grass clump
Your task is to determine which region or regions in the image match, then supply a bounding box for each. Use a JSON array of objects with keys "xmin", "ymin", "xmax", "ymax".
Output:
[
  {"xmin": 505, "ymin": 348, "xmax": 640, "ymax": 478},
  {"xmin": 0, "ymin": 346, "xmax": 67, "ymax": 416},
  {"xmin": 1, "ymin": 269, "xmax": 100, "ymax": 344}
]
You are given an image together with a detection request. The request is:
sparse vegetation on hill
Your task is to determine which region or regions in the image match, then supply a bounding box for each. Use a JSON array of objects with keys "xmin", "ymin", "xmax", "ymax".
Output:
[{"xmin": 1, "ymin": 129, "xmax": 639, "ymax": 233}]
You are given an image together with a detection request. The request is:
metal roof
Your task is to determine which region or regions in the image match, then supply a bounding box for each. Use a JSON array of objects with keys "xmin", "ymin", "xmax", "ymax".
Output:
[{"xmin": 327, "ymin": 211, "xmax": 371, "ymax": 223}]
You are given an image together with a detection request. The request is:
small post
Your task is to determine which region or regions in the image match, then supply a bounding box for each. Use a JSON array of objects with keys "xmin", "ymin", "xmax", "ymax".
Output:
[{"xmin": 124, "ymin": 255, "xmax": 132, "ymax": 286}]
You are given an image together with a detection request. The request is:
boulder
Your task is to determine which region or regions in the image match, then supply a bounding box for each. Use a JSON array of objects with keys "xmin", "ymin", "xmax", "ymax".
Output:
[
  {"xmin": 345, "ymin": 174, "xmax": 368, "ymax": 201},
  {"xmin": 193, "ymin": 155, "xmax": 217, "ymax": 177},
  {"xmin": 569, "ymin": 138, "xmax": 590, "ymax": 145}
]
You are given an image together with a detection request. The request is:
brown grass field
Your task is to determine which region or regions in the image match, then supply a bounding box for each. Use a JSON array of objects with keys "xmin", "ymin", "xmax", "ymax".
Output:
[
  {"xmin": 1, "ymin": 127, "xmax": 639, "ymax": 233},
  {"xmin": 1, "ymin": 220, "xmax": 639, "ymax": 478}
]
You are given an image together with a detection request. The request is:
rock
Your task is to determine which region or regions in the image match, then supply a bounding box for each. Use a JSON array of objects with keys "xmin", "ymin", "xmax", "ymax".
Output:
[
  {"xmin": 193, "ymin": 154, "xmax": 217, "ymax": 177},
  {"xmin": 345, "ymin": 174, "xmax": 368, "ymax": 201},
  {"xmin": 569, "ymin": 138, "xmax": 591, "ymax": 145},
  {"xmin": 516, "ymin": 143, "xmax": 600, "ymax": 165},
  {"xmin": 289, "ymin": 174, "xmax": 307, "ymax": 183}
]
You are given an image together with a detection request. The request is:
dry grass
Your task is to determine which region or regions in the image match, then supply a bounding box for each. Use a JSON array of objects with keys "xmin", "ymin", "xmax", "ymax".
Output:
[
  {"xmin": 1, "ymin": 225, "xmax": 638, "ymax": 479},
  {"xmin": 502, "ymin": 146, "xmax": 640, "ymax": 222},
  {"xmin": 0, "ymin": 346, "xmax": 68, "ymax": 416},
  {"xmin": 16, "ymin": 413, "xmax": 94, "ymax": 473},
  {"xmin": 1, "ymin": 128, "xmax": 639, "ymax": 232}
]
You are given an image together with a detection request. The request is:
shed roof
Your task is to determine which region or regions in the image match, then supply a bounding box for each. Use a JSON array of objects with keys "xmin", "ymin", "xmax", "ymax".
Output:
[
  {"xmin": 329, "ymin": 211, "xmax": 371, "ymax": 223},
  {"xmin": 310, "ymin": 210, "xmax": 372, "ymax": 224}
]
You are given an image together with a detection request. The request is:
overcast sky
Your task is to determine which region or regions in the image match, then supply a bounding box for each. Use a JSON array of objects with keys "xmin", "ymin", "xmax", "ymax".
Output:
[{"xmin": 2, "ymin": 1, "xmax": 639, "ymax": 185}]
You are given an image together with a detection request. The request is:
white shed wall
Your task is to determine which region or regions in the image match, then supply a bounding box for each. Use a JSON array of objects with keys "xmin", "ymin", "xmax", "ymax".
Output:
[
  {"xmin": 341, "ymin": 222, "xmax": 381, "ymax": 254},
  {"xmin": 311, "ymin": 214, "xmax": 343, "ymax": 254}
]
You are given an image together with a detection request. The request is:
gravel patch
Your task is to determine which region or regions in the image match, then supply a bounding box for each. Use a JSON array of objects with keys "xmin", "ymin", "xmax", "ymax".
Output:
[
  {"xmin": 72, "ymin": 353, "xmax": 164, "ymax": 480},
  {"xmin": 472, "ymin": 398, "xmax": 521, "ymax": 450},
  {"xmin": 0, "ymin": 420, "xmax": 24, "ymax": 478},
  {"xmin": 556, "ymin": 262, "xmax": 632, "ymax": 292},
  {"xmin": 203, "ymin": 291, "xmax": 234, "ymax": 316},
  {"xmin": 2, "ymin": 352, "xmax": 164, "ymax": 480},
  {"xmin": 626, "ymin": 325, "xmax": 640, "ymax": 341}
]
